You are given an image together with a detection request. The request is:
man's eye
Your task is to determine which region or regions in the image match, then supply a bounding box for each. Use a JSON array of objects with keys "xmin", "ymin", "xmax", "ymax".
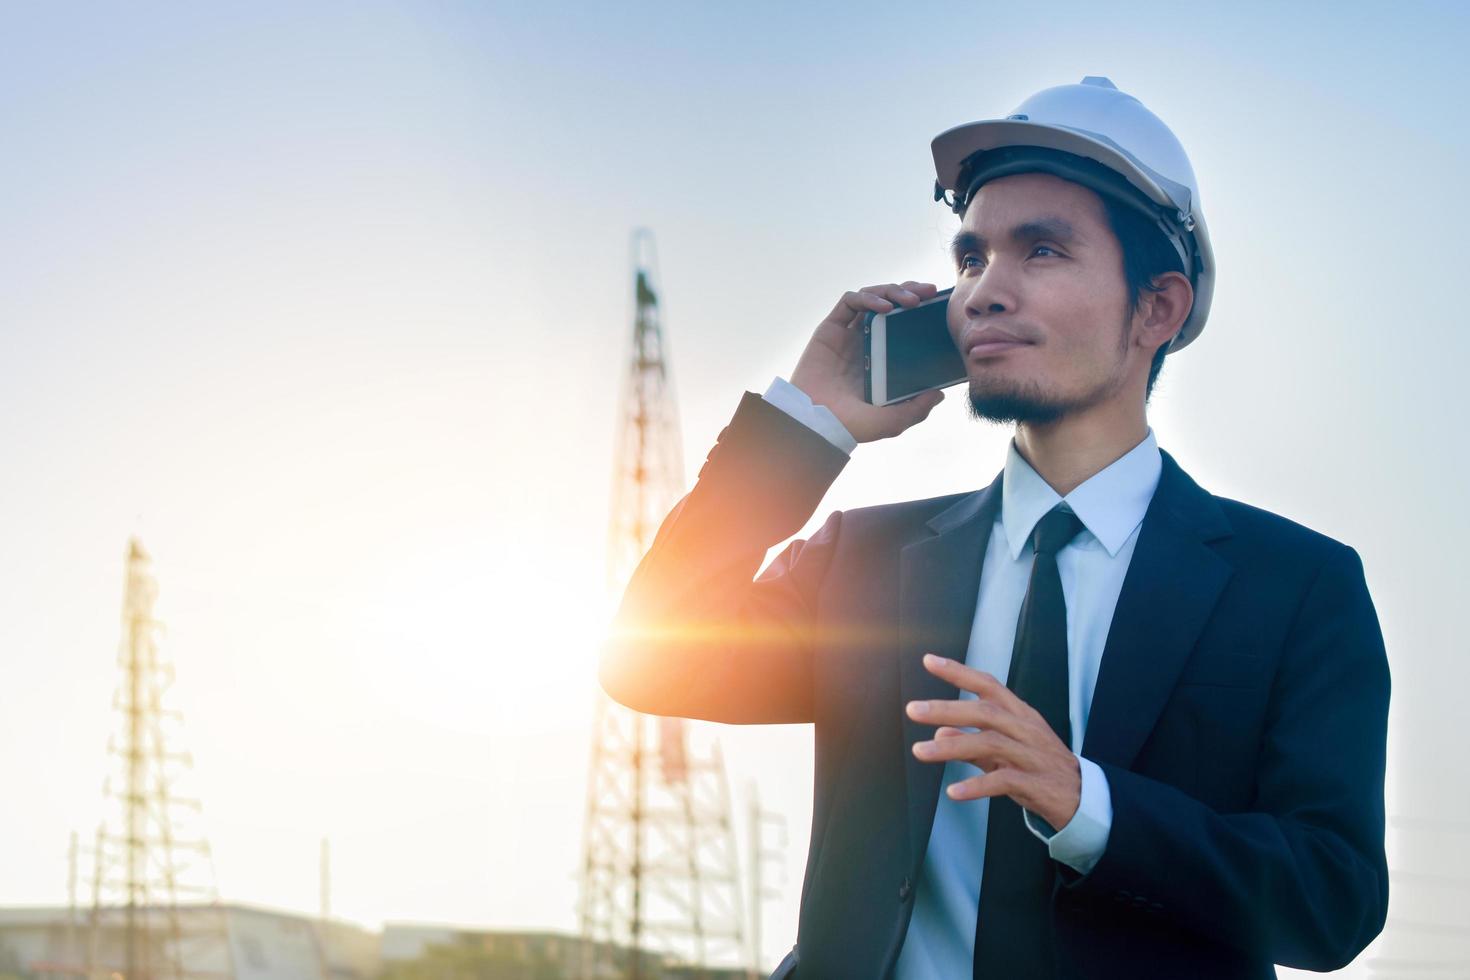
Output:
[
  {"xmin": 1032, "ymin": 245, "xmax": 1061, "ymax": 257},
  {"xmin": 960, "ymin": 254, "xmax": 983, "ymax": 269}
]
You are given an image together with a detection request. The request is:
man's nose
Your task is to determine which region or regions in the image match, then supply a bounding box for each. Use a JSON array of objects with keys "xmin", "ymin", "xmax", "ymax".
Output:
[{"xmin": 961, "ymin": 262, "xmax": 1020, "ymax": 319}]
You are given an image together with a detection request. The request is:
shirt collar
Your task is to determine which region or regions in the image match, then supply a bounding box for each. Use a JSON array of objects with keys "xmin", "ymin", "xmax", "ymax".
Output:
[{"xmin": 1000, "ymin": 427, "xmax": 1163, "ymax": 560}]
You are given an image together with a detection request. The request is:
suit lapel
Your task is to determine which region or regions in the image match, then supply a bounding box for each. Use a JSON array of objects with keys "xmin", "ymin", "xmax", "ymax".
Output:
[
  {"xmin": 899, "ymin": 471, "xmax": 1004, "ymax": 869},
  {"xmin": 1081, "ymin": 449, "xmax": 1235, "ymax": 770}
]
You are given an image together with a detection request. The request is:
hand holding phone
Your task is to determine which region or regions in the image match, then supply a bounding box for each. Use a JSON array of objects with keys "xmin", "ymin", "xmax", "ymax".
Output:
[
  {"xmin": 788, "ymin": 282, "xmax": 948, "ymax": 445},
  {"xmin": 864, "ymin": 286, "xmax": 967, "ymax": 407}
]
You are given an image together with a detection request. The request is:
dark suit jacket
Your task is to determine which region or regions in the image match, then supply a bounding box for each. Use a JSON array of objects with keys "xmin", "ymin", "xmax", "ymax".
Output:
[{"xmin": 599, "ymin": 392, "xmax": 1391, "ymax": 979}]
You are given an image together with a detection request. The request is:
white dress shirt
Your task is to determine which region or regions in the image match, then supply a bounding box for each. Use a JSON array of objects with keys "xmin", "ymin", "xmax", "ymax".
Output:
[{"xmin": 760, "ymin": 376, "xmax": 1163, "ymax": 978}]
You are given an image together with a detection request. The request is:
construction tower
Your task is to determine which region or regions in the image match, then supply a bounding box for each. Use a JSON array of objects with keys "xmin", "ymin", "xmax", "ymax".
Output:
[
  {"xmin": 579, "ymin": 230, "xmax": 747, "ymax": 980},
  {"xmin": 81, "ymin": 538, "xmax": 233, "ymax": 980}
]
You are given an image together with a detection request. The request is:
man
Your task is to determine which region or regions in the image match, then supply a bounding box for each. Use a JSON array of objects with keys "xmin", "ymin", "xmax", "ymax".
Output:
[{"xmin": 599, "ymin": 77, "xmax": 1390, "ymax": 979}]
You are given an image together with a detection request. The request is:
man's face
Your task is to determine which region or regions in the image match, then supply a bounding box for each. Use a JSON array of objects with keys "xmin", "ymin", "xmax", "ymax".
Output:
[{"xmin": 946, "ymin": 171, "xmax": 1135, "ymax": 426}]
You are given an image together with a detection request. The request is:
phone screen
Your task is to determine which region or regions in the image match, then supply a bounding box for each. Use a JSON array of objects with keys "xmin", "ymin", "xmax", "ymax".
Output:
[{"xmin": 867, "ymin": 288, "xmax": 966, "ymax": 404}]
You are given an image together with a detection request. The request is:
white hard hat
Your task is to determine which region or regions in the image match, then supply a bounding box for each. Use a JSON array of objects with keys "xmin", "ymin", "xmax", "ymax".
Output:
[{"xmin": 931, "ymin": 76, "xmax": 1214, "ymax": 354}]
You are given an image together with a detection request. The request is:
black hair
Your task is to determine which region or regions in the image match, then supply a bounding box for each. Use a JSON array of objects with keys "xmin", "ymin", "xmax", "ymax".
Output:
[{"xmin": 1097, "ymin": 194, "xmax": 1187, "ymax": 402}]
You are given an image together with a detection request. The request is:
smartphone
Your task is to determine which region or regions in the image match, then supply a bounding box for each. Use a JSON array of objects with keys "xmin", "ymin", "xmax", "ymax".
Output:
[{"xmin": 863, "ymin": 287, "xmax": 967, "ymax": 406}]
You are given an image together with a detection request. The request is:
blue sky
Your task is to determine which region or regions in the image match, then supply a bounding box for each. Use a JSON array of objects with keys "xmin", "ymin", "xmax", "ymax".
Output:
[{"xmin": 2, "ymin": 2, "xmax": 1466, "ymax": 974}]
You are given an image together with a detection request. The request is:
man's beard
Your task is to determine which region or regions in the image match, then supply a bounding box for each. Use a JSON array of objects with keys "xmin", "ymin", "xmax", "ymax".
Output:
[
  {"xmin": 967, "ymin": 379, "xmax": 1074, "ymax": 425},
  {"xmin": 966, "ymin": 318, "xmax": 1131, "ymax": 426}
]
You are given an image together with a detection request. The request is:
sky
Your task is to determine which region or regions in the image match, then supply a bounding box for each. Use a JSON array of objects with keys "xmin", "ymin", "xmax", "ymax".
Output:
[{"xmin": 2, "ymin": 1, "xmax": 1468, "ymax": 975}]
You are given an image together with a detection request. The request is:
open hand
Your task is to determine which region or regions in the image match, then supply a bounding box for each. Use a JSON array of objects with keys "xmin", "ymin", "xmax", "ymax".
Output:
[{"xmin": 906, "ymin": 653, "xmax": 1082, "ymax": 831}]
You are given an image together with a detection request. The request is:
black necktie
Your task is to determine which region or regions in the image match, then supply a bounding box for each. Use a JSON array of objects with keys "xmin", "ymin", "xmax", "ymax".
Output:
[{"xmin": 973, "ymin": 504, "xmax": 1086, "ymax": 980}]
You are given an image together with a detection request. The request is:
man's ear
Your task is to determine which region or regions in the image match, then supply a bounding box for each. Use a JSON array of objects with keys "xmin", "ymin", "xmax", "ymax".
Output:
[{"xmin": 1136, "ymin": 271, "xmax": 1193, "ymax": 354}]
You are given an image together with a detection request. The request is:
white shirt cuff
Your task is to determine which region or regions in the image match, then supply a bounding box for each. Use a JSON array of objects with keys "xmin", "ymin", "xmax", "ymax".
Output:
[
  {"xmin": 762, "ymin": 376, "xmax": 858, "ymax": 455},
  {"xmin": 1023, "ymin": 754, "xmax": 1113, "ymax": 875}
]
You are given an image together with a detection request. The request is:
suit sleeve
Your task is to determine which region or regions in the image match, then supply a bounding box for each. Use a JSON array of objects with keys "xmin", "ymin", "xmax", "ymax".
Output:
[
  {"xmin": 762, "ymin": 375, "xmax": 859, "ymax": 454},
  {"xmin": 598, "ymin": 391, "xmax": 851, "ymax": 724},
  {"xmin": 1057, "ymin": 543, "xmax": 1391, "ymax": 972}
]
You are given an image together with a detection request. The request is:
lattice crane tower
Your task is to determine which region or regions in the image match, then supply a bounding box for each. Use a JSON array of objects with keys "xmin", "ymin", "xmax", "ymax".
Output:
[
  {"xmin": 80, "ymin": 539, "xmax": 233, "ymax": 980},
  {"xmin": 579, "ymin": 230, "xmax": 747, "ymax": 980}
]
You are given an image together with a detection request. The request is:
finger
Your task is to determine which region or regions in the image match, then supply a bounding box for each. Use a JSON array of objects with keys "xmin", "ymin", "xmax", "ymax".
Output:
[
  {"xmin": 899, "ymin": 281, "xmax": 939, "ymax": 300},
  {"xmin": 821, "ymin": 295, "xmax": 884, "ymax": 338},
  {"xmin": 825, "ymin": 290, "xmax": 894, "ymax": 329},
  {"xmin": 907, "ymin": 696, "xmax": 1022, "ymax": 739},
  {"xmin": 912, "ymin": 729, "xmax": 1014, "ymax": 766},
  {"xmin": 840, "ymin": 283, "xmax": 920, "ymax": 313},
  {"xmin": 947, "ymin": 768, "xmax": 1019, "ymax": 802},
  {"xmin": 875, "ymin": 387, "xmax": 946, "ymax": 438},
  {"xmin": 921, "ymin": 653, "xmax": 1020, "ymax": 709},
  {"xmin": 906, "ymin": 698, "xmax": 982, "ymax": 725},
  {"xmin": 828, "ymin": 283, "xmax": 929, "ymax": 334},
  {"xmin": 901, "ymin": 388, "xmax": 945, "ymax": 423},
  {"xmin": 862, "ymin": 282, "xmax": 923, "ymax": 307}
]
